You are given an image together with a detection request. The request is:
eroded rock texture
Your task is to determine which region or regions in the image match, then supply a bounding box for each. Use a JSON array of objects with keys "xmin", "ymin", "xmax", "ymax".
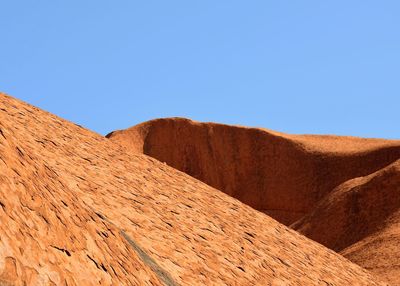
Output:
[
  {"xmin": 293, "ymin": 160, "xmax": 400, "ymax": 285},
  {"xmin": 0, "ymin": 94, "xmax": 388, "ymax": 285},
  {"xmin": 108, "ymin": 117, "xmax": 400, "ymax": 285}
]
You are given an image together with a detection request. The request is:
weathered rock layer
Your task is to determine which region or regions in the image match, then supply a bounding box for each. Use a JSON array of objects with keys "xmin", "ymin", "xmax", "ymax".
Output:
[
  {"xmin": 0, "ymin": 94, "xmax": 387, "ymax": 285},
  {"xmin": 293, "ymin": 159, "xmax": 400, "ymax": 285},
  {"xmin": 108, "ymin": 117, "xmax": 400, "ymax": 285},
  {"xmin": 108, "ymin": 118, "xmax": 400, "ymax": 225}
]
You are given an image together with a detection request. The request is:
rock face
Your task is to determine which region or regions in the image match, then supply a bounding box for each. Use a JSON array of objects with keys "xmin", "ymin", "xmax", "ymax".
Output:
[
  {"xmin": 0, "ymin": 94, "xmax": 388, "ymax": 285},
  {"xmin": 107, "ymin": 118, "xmax": 400, "ymax": 225},
  {"xmin": 108, "ymin": 117, "xmax": 400, "ymax": 285},
  {"xmin": 292, "ymin": 160, "xmax": 400, "ymax": 285}
]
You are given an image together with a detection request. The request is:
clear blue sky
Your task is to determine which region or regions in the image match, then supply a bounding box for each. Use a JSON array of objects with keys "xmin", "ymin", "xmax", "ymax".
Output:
[{"xmin": 1, "ymin": 1, "xmax": 399, "ymax": 138}]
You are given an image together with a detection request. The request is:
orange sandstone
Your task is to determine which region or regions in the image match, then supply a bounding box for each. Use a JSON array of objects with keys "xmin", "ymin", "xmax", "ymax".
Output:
[
  {"xmin": 109, "ymin": 117, "xmax": 400, "ymax": 285},
  {"xmin": 0, "ymin": 94, "xmax": 388, "ymax": 285}
]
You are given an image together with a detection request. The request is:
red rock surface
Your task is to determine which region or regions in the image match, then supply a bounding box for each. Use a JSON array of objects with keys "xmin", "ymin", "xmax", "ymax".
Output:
[
  {"xmin": 108, "ymin": 117, "xmax": 400, "ymax": 285},
  {"xmin": 0, "ymin": 94, "xmax": 388, "ymax": 285},
  {"xmin": 293, "ymin": 160, "xmax": 400, "ymax": 285},
  {"xmin": 107, "ymin": 118, "xmax": 400, "ymax": 225}
]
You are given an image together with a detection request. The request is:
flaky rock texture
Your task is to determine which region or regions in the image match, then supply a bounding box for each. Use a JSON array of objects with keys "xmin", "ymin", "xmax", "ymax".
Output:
[
  {"xmin": 0, "ymin": 94, "xmax": 388, "ymax": 285},
  {"xmin": 108, "ymin": 117, "xmax": 400, "ymax": 285}
]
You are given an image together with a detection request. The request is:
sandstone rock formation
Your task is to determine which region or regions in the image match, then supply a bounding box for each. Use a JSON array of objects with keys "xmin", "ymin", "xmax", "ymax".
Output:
[
  {"xmin": 107, "ymin": 118, "xmax": 400, "ymax": 224},
  {"xmin": 108, "ymin": 117, "xmax": 400, "ymax": 285},
  {"xmin": 0, "ymin": 94, "xmax": 388, "ymax": 285},
  {"xmin": 292, "ymin": 159, "xmax": 400, "ymax": 285}
]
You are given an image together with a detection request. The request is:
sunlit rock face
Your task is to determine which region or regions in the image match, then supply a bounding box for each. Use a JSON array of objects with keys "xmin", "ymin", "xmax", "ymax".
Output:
[
  {"xmin": 108, "ymin": 117, "xmax": 400, "ymax": 284},
  {"xmin": 0, "ymin": 93, "xmax": 393, "ymax": 285}
]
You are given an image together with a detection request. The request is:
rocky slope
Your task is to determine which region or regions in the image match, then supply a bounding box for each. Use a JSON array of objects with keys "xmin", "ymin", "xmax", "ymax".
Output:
[
  {"xmin": 292, "ymin": 159, "xmax": 400, "ymax": 285},
  {"xmin": 107, "ymin": 118, "xmax": 400, "ymax": 225},
  {"xmin": 108, "ymin": 117, "xmax": 400, "ymax": 285},
  {"xmin": 0, "ymin": 94, "xmax": 388, "ymax": 285}
]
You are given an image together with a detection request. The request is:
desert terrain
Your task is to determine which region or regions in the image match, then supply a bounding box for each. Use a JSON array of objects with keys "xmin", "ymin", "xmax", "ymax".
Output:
[
  {"xmin": 0, "ymin": 93, "xmax": 398, "ymax": 285},
  {"xmin": 108, "ymin": 117, "xmax": 400, "ymax": 285}
]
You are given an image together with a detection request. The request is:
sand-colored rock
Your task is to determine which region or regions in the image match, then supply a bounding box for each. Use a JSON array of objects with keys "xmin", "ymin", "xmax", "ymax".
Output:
[
  {"xmin": 108, "ymin": 117, "xmax": 400, "ymax": 285},
  {"xmin": 0, "ymin": 94, "xmax": 387, "ymax": 285}
]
